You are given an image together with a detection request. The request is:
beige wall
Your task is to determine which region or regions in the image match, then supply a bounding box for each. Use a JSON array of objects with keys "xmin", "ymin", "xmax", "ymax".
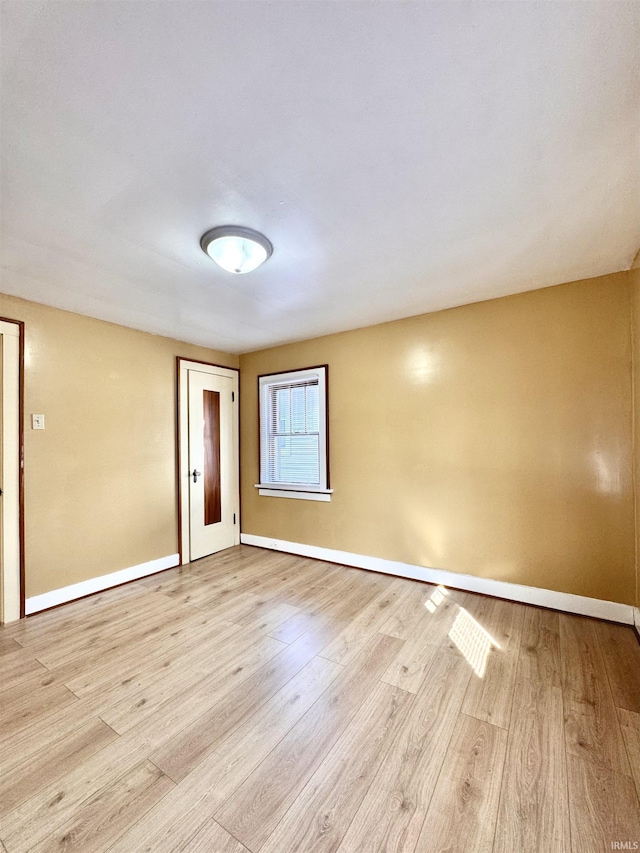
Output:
[
  {"xmin": 630, "ymin": 255, "xmax": 640, "ymax": 608},
  {"xmin": 5, "ymin": 269, "xmax": 636, "ymax": 606},
  {"xmin": 0, "ymin": 294, "xmax": 237, "ymax": 598},
  {"xmin": 240, "ymin": 272, "xmax": 636, "ymax": 605}
]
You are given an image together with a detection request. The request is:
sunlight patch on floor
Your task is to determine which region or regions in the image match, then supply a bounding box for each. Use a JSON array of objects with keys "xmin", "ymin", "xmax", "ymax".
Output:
[
  {"xmin": 448, "ymin": 606, "xmax": 500, "ymax": 678},
  {"xmin": 425, "ymin": 584, "xmax": 449, "ymax": 613}
]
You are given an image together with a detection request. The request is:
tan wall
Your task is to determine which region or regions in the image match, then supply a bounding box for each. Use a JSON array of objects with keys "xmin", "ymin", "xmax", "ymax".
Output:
[
  {"xmin": 0, "ymin": 294, "xmax": 238, "ymax": 598},
  {"xmin": 240, "ymin": 272, "xmax": 636, "ymax": 605},
  {"xmin": 630, "ymin": 255, "xmax": 640, "ymax": 608}
]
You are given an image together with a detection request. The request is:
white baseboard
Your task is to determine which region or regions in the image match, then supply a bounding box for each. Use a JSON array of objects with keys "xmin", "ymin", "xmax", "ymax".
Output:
[
  {"xmin": 634, "ymin": 607, "xmax": 640, "ymax": 634},
  {"xmin": 241, "ymin": 534, "xmax": 635, "ymax": 626},
  {"xmin": 25, "ymin": 553, "xmax": 180, "ymax": 615}
]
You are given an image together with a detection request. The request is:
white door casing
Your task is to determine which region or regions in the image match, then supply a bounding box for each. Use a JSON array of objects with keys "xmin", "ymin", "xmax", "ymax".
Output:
[
  {"xmin": 178, "ymin": 360, "xmax": 239, "ymax": 563},
  {"xmin": 0, "ymin": 320, "xmax": 21, "ymax": 623}
]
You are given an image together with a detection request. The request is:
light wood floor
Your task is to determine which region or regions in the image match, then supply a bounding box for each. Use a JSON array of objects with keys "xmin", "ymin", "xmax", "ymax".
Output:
[{"xmin": 1, "ymin": 545, "xmax": 639, "ymax": 853}]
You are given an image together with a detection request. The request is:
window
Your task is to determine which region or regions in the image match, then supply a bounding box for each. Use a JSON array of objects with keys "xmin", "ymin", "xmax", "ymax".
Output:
[{"xmin": 257, "ymin": 366, "xmax": 331, "ymax": 501}]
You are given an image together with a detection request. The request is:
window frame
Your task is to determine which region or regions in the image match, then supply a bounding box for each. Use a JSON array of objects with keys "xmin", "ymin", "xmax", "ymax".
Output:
[{"xmin": 256, "ymin": 365, "xmax": 331, "ymax": 501}]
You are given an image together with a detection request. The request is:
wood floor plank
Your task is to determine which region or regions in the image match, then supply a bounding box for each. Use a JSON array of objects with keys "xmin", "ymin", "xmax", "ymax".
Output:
[
  {"xmin": 567, "ymin": 754, "xmax": 640, "ymax": 853},
  {"xmin": 560, "ymin": 614, "xmax": 631, "ymax": 775},
  {"xmin": 379, "ymin": 584, "xmax": 438, "ymax": 639},
  {"xmin": 152, "ymin": 655, "xmax": 345, "ymax": 831},
  {"xmin": 154, "ymin": 573, "xmax": 243, "ymax": 610},
  {"xmin": 0, "ymin": 635, "xmax": 21, "ymax": 655},
  {"xmin": 186, "ymin": 546, "xmax": 273, "ymax": 580},
  {"xmin": 27, "ymin": 759, "xmax": 173, "ymax": 853},
  {"xmin": 60, "ymin": 614, "xmax": 240, "ymax": 697},
  {"xmin": 65, "ymin": 620, "xmax": 242, "ymax": 710},
  {"xmin": 191, "ymin": 545, "xmax": 287, "ymax": 577},
  {"xmin": 214, "ymin": 632, "xmax": 404, "ymax": 851},
  {"xmin": 45, "ymin": 597, "xmax": 229, "ymax": 676},
  {"xmin": 461, "ymin": 596, "xmax": 525, "ymax": 730},
  {"xmin": 106, "ymin": 656, "xmax": 345, "ymax": 853},
  {"xmin": 236, "ymin": 599, "xmax": 300, "ymax": 633},
  {"xmin": 382, "ymin": 640, "xmax": 441, "ymax": 696},
  {"xmin": 259, "ymin": 682, "xmax": 414, "ymax": 853},
  {"xmin": 1, "ymin": 682, "xmax": 247, "ymax": 853},
  {"xmin": 99, "ymin": 632, "xmax": 285, "ymax": 734},
  {"xmin": 255, "ymin": 569, "xmax": 343, "ymax": 608},
  {"xmin": 618, "ymin": 708, "xmax": 640, "ymax": 802},
  {"xmin": 414, "ymin": 713, "xmax": 507, "ymax": 853},
  {"xmin": 183, "ymin": 551, "xmax": 299, "ymax": 603},
  {"xmin": 311, "ymin": 570, "xmax": 395, "ymax": 627},
  {"xmin": 13, "ymin": 587, "xmax": 159, "ymax": 652},
  {"xmin": 0, "ymin": 646, "xmax": 47, "ymax": 683},
  {"xmin": 270, "ymin": 564, "xmax": 382, "ymax": 611},
  {"xmin": 151, "ymin": 622, "xmax": 344, "ymax": 781},
  {"xmin": 101, "ymin": 760, "xmax": 229, "ymax": 853},
  {"xmin": 381, "ymin": 585, "xmax": 460, "ymax": 693},
  {"xmin": 267, "ymin": 608, "xmax": 329, "ymax": 643},
  {"xmin": 134, "ymin": 566, "xmax": 188, "ymax": 590},
  {"xmin": 3, "ymin": 584, "xmax": 144, "ymax": 644},
  {"xmin": 185, "ymin": 582, "xmax": 265, "ymax": 614},
  {"xmin": 115, "ymin": 638, "xmax": 297, "ymax": 753},
  {"xmin": 1, "ymin": 546, "xmax": 632, "ymax": 853},
  {"xmin": 30, "ymin": 594, "xmax": 199, "ymax": 669},
  {"xmin": 594, "ymin": 620, "xmax": 640, "ymax": 713},
  {"xmin": 0, "ymin": 733, "xmax": 159, "ymax": 853},
  {"xmin": 318, "ymin": 580, "xmax": 413, "ymax": 666},
  {"xmin": 319, "ymin": 565, "xmax": 393, "ymax": 608},
  {"xmin": 264, "ymin": 566, "xmax": 338, "ymax": 603},
  {"xmin": 145, "ymin": 564, "xmax": 232, "ymax": 592},
  {"xmin": 248, "ymin": 557, "xmax": 337, "ymax": 602},
  {"xmin": 336, "ymin": 650, "xmax": 472, "ymax": 853},
  {"xmin": 0, "ymin": 658, "xmax": 52, "ymax": 697},
  {"xmin": 197, "ymin": 590, "xmax": 262, "ymax": 622},
  {"xmin": 211, "ymin": 655, "xmax": 343, "ymax": 763},
  {"xmin": 181, "ymin": 819, "xmax": 250, "ymax": 853},
  {"xmin": 0, "ymin": 693, "xmax": 108, "ymax": 777},
  {"xmin": 0, "ymin": 680, "xmax": 78, "ymax": 741},
  {"xmin": 517, "ymin": 605, "xmax": 561, "ymax": 687},
  {"xmin": 0, "ymin": 683, "xmax": 230, "ymax": 853},
  {"xmin": 0, "ymin": 718, "xmax": 119, "ymax": 819},
  {"xmin": 493, "ymin": 674, "xmax": 570, "ymax": 853}
]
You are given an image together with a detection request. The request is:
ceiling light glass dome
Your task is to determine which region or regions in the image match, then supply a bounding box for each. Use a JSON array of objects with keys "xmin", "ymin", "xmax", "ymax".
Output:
[{"xmin": 200, "ymin": 226, "xmax": 272, "ymax": 274}]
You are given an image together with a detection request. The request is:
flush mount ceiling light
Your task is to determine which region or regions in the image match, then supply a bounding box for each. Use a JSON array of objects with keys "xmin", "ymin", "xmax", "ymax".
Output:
[{"xmin": 200, "ymin": 226, "xmax": 273, "ymax": 274}]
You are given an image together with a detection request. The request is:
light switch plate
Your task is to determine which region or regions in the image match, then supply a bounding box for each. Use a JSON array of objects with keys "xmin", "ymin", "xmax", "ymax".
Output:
[{"xmin": 32, "ymin": 414, "xmax": 45, "ymax": 430}]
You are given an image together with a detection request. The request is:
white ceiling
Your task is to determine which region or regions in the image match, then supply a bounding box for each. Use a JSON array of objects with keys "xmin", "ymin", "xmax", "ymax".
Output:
[{"xmin": 1, "ymin": 1, "xmax": 638, "ymax": 353}]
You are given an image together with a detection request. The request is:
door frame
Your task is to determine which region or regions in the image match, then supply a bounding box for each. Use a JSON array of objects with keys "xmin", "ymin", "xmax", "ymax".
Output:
[
  {"xmin": 0, "ymin": 318, "xmax": 24, "ymax": 623},
  {"xmin": 177, "ymin": 358, "xmax": 240, "ymax": 565}
]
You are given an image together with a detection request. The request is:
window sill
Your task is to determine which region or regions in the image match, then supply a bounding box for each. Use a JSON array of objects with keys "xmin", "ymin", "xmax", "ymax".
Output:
[{"xmin": 255, "ymin": 485, "xmax": 333, "ymax": 502}]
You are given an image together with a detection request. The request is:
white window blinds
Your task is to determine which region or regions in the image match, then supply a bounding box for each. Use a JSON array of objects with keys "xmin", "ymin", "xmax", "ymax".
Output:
[{"xmin": 259, "ymin": 367, "xmax": 328, "ymax": 491}]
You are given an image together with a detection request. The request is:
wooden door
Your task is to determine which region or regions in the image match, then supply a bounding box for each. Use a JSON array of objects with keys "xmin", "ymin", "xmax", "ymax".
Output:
[{"xmin": 187, "ymin": 369, "xmax": 237, "ymax": 560}]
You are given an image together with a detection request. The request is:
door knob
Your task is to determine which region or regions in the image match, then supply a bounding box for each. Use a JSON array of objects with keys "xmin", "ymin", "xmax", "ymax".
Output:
[{"xmin": 192, "ymin": 469, "xmax": 202, "ymax": 483}]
